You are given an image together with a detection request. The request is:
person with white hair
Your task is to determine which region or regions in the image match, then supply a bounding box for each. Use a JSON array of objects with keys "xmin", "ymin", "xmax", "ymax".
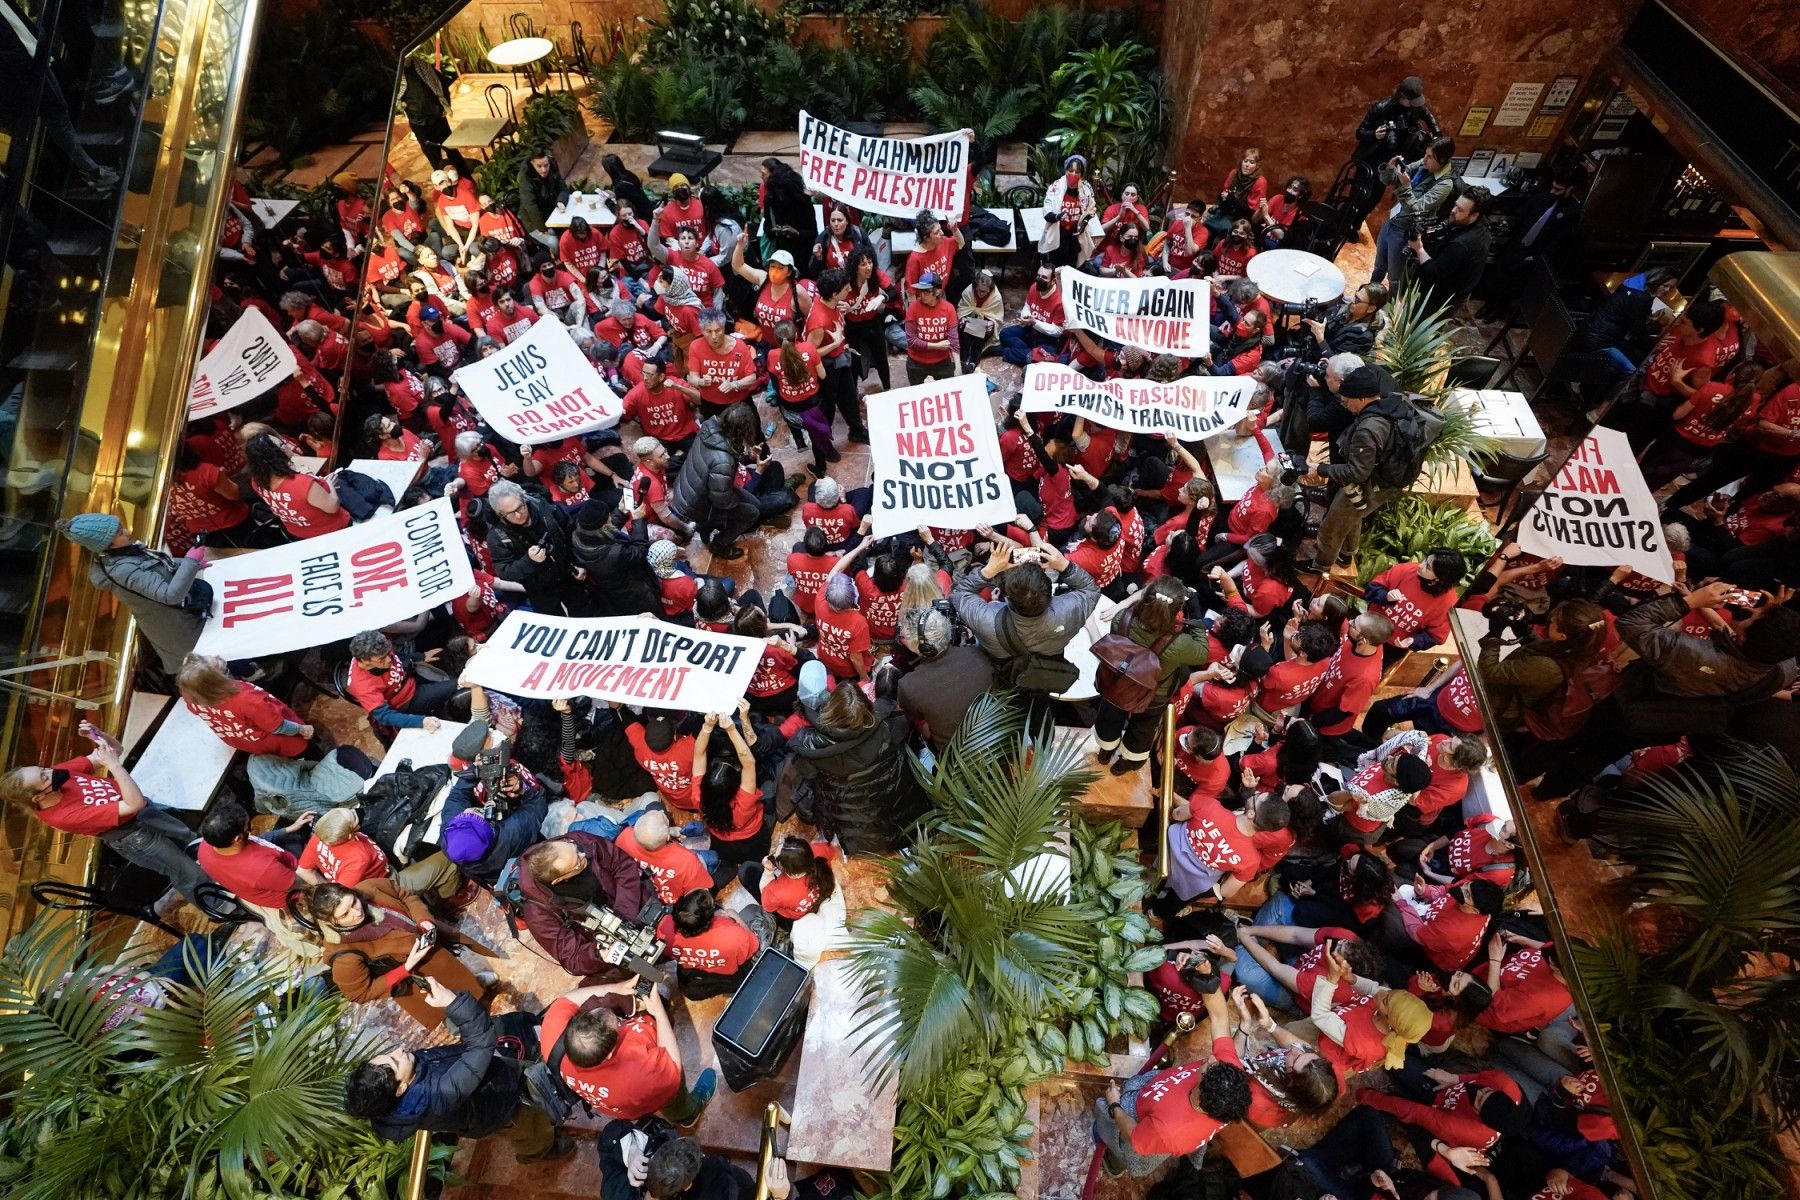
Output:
[
  {"xmin": 448, "ymin": 428, "xmax": 502, "ymax": 502},
  {"xmin": 484, "ymin": 479, "xmax": 583, "ymax": 615}
]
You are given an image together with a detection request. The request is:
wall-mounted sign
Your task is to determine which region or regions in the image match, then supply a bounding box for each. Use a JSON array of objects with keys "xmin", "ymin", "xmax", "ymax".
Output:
[
  {"xmin": 1528, "ymin": 115, "xmax": 1559, "ymax": 139},
  {"xmin": 1541, "ymin": 74, "xmax": 1582, "ymax": 114},
  {"xmin": 1459, "ymin": 107, "xmax": 1493, "ymax": 137},
  {"xmin": 1494, "ymin": 82, "xmax": 1545, "ymax": 127}
]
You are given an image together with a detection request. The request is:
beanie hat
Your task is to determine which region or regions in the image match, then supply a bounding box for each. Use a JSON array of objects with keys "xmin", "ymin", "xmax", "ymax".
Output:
[
  {"xmin": 647, "ymin": 540, "xmax": 679, "ymax": 577},
  {"xmin": 1338, "ymin": 366, "xmax": 1383, "ymax": 399},
  {"xmin": 1377, "ymin": 990, "xmax": 1432, "ymax": 1067},
  {"xmin": 797, "ymin": 660, "xmax": 830, "ymax": 707},
  {"xmin": 443, "ymin": 811, "xmax": 496, "ymax": 865},
  {"xmin": 332, "ymin": 171, "xmax": 360, "ymax": 192},
  {"xmin": 59, "ymin": 512, "xmax": 123, "ymax": 553},
  {"xmin": 576, "ymin": 499, "xmax": 613, "ymax": 531},
  {"xmin": 1393, "ymin": 754, "xmax": 1433, "ymax": 794}
]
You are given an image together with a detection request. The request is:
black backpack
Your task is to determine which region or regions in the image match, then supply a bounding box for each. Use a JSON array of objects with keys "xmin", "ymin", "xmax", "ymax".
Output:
[
  {"xmin": 1370, "ymin": 395, "xmax": 1443, "ymax": 490},
  {"xmin": 986, "ymin": 608, "xmax": 1080, "ymax": 695},
  {"xmin": 358, "ymin": 759, "xmax": 452, "ymax": 864}
]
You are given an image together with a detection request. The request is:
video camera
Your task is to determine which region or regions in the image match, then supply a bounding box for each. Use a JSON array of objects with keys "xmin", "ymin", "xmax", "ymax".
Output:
[{"xmin": 570, "ymin": 899, "xmax": 671, "ymax": 993}]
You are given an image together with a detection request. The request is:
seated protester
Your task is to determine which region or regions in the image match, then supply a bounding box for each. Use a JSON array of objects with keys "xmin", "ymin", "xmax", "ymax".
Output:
[
  {"xmin": 558, "ymin": 215, "xmax": 608, "ymax": 277},
  {"xmin": 1229, "ymin": 987, "xmax": 1344, "ymax": 1128},
  {"xmin": 3, "ymin": 726, "xmax": 211, "ymax": 908},
  {"xmin": 623, "ymin": 363, "xmax": 701, "ymax": 456},
  {"xmin": 1379, "ymin": 878, "xmax": 1506, "ymax": 974},
  {"xmin": 343, "ymin": 976, "xmax": 573, "ymax": 1162},
  {"xmin": 785, "ymin": 526, "xmax": 840, "ymax": 623},
  {"xmin": 1094, "ymin": 959, "xmax": 1252, "ymax": 1177},
  {"xmin": 999, "ymin": 266, "xmax": 1068, "ymax": 365},
  {"xmin": 595, "ymin": 300, "xmax": 672, "ymax": 389},
  {"xmin": 365, "ymin": 413, "xmax": 426, "ymax": 464},
  {"xmin": 1355, "ymin": 1068, "xmax": 1528, "ymax": 1187},
  {"xmin": 1307, "ymin": 612, "xmax": 1394, "ymax": 763},
  {"xmin": 1213, "ymin": 219, "xmax": 1259, "ymax": 277},
  {"xmin": 448, "ymin": 430, "xmax": 505, "ymax": 505},
  {"xmin": 1230, "ymin": 925, "xmax": 1385, "ymax": 1014},
  {"xmin": 1176, "ymin": 647, "xmax": 1273, "ymax": 734},
  {"xmin": 1065, "ymin": 509, "xmax": 1128, "ymax": 593},
  {"xmin": 618, "ymin": 807, "xmax": 713, "ymax": 906},
  {"xmin": 1145, "ymin": 937, "xmax": 1239, "ymax": 1029},
  {"xmin": 1222, "ymin": 533, "xmax": 1303, "ymax": 620},
  {"xmin": 622, "ymin": 708, "xmax": 697, "ymax": 811},
  {"xmin": 1362, "ymin": 659, "xmax": 1487, "ymax": 746},
  {"xmin": 1091, "ymin": 222, "xmax": 1149, "ymax": 278},
  {"xmin": 1328, "ymin": 749, "xmax": 1434, "ymax": 843},
  {"xmin": 1408, "ymin": 969, "xmax": 1495, "ymax": 1053},
  {"xmin": 1171, "ymin": 723, "xmax": 1231, "ymax": 799},
  {"xmin": 1198, "ymin": 447, "xmax": 1291, "ymax": 570},
  {"xmin": 814, "ymin": 574, "xmax": 873, "ymax": 681},
  {"xmin": 1366, "ymin": 548, "xmax": 1464, "ymax": 662},
  {"xmin": 656, "ymin": 888, "xmax": 768, "ymax": 1000},
  {"xmin": 1355, "ymin": 730, "xmax": 1488, "ymax": 838},
  {"xmin": 296, "ymin": 808, "xmax": 389, "ymax": 888},
  {"xmin": 1395, "ymin": 813, "xmax": 1518, "ymax": 891},
  {"xmin": 842, "ymin": 540, "xmax": 909, "ymax": 643},
  {"xmin": 630, "ymin": 437, "xmax": 694, "ymax": 542},
  {"xmin": 482, "ymin": 287, "xmax": 539, "ymax": 344},
  {"xmin": 1478, "ymin": 935, "xmax": 1573, "ymax": 1035},
  {"xmin": 896, "ymin": 609, "xmax": 996, "ymax": 751},
  {"xmin": 1205, "ymin": 308, "xmax": 1267, "ymax": 375},
  {"xmin": 607, "ymin": 200, "xmax": 653, "ymax": 277},
  {"xmin": 176, "ymin": 653, "xmax": 312, "ymax": 756},
  {"xmin": 801, "ymin": 475, "xmax": 862, "ymax": 549},
  {"xmin": 413, "ymin": 304, "xmax": 474, "ymax": 373},
  {"xmin": 539, "ymin": 979, "xmax": 716, "ymax": 1124},
  {"xmin": 736, "ymin": 606, "xmax": 806, "ymax": 717},
  {"xmin": 648, "ymin": 540, "xmax": 701, "ymax": 622},
  {"xmin": 516, "ymin": 834, "xmax": 653, "ymax": 979},
  {"xmin": 346, "ymin": 630, "xmax": 456, "ymax": 734},
  {"xmin": 1306, "ymin": 943, "xmax": 1434, "ymax": 1076},
  {"xmin": 305, "ymin": 879, "xmax": 499, "ymax": 1029},
  {"xmin": 527, "ymin": 255, "xmax": 587, "ymax": 326},
  {"xmin": 692, "ymin": 704, "xmax": 769, "ymax": 872},
  {"xmin": 441, "ymin": 783, "xmax": 551, "ymax": 891},
  {"xmin": 244, "ymin": 432, "xmax": 350, "ymax": 540},
  {"xmin": 197, "ymin": 800, "xmax": 321, "ymax": 959},
  {"xmin": 726, "ymin": 830, "xmax": 829, "ymax": 925},
  {"xmin": 168, "ymin": 440, "xmax": 252, "ymax": 554},
  {"xmin": 1250, "ymin": 620, "xmax": 1339, "ymax": 725},
  {"xmin": 1166, "ymin": 785, "xmax": 1291, "ymax": 903}
]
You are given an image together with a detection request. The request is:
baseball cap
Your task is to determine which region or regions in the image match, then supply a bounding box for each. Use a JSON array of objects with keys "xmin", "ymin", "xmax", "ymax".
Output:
[
  {"xmin": 911, "ymin": 271, "xmax": 942, "ymax": 290},
  {"xmin": 769, "ymin": 249, "xmax": 796, "ymax": 268},
  {"xmin": 430, "ymin": 169, "xmax": 452, "ymax": 189},
  {"xmin": 1397, "ymin": 76, "xmax": 1426, "ymax": 103},
  {"xmin": 419, "ymin": 304, "xmax": 444, "ymax": 322}
]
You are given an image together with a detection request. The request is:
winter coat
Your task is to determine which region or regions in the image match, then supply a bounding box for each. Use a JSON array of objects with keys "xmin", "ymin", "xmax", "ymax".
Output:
[
  {"xmin": 370, "ymin": 991, "xmax": 526, "ymax": 1141},
  {"xmin": 669, "ymin": 418, "xmax": 748, "ymax": 525},
  {"xmin": 571, "ymin": 521, "xmax": 662, "ymax": 617},
  {"xmin": 443, "ymin": 776, "xmax": 549, "ymax": 887},
  {"xmin": 787, "ymin": 699, "xmax": 928, "ymax": 854},
  {"xmin": 515, "ymin": 830, "xmax": 650, "ymax": 978},
  {"xmin": 517, "ymin": 157, "xmax": 570, "ymax": 233},
  {"xmin": 486, "ymin": 494, "xmax": 574, "ymax": 598},
  {"xmin": 324, "ymin": 877, "xmax": 499, "ymax": 1030},
  {"xmin": 90, "ymin": 544, "xmax": 206, "ymax": 672}
]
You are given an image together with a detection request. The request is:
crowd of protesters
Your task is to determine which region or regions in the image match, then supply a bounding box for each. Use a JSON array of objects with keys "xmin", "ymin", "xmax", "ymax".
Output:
[{"xmin": 1, "ymin": 66, "xmax": 1698, "ymax": 1200}]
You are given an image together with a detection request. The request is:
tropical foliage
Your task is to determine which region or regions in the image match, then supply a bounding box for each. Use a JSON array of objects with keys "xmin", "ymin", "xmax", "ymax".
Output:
[
  {"xmin": 0, "ymin": 920, "xmax": 444, "ymax": 1199},
  {"xmin": 1570, "ymin": 743, "xmax": 1800, "ymax": 1200},
  {"xmin": 1372, "ymin": 287, "xmax": 1502, "ymax": 478},
  {"xmin": 474, "ymin": 90, "xmax": 584, "ymax": 210},
  {"xmin": 244, "ymin": 3, "xmax": 396, "ymax": 163},
  {"xmin": 1048, "ymin": 42, "xmax": 1170, "ymax": 197},
  {"xmin": 850, "ymin": 694, "xmax": 1164, "ymax": 1199},
  {"xmin": 1354, "ymin": 493, "xmax": 1499, "ymax": 587}
]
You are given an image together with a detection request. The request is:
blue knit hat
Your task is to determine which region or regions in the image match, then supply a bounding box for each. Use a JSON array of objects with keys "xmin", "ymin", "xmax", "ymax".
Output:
[{"xmin": 59, "ymin": 513, "xmax": 122, "ymax": 553}]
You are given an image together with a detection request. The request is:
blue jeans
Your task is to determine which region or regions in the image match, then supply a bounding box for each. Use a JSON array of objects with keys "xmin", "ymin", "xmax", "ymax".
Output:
[
  {"xmin": 999, "ymin": 324, "xmax": 1060, "ymax": 366},
  {"xmin": 1361, "ymin": 692, "xmax": 1456, "ymax": 744},
  {"xmin": 1230, "ymin": 892, "xmax": 1297, "ymax": 1008},
  {"xmin": 1371, "ymin": 215, "xmax": 1409, "ymax": 285}
]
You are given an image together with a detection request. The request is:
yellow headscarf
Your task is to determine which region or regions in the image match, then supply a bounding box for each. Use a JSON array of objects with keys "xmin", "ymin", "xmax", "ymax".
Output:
[{"xmin": 1377, "ymin": 990, "xmax": 1432, "ymax": 1069}]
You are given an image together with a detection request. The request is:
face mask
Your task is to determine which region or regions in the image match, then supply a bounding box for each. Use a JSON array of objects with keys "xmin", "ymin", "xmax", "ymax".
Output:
[
  {"xmin": 768, "ymin": 264, "xmax": 789, "ymax": 283},
  {"xmin": 48, "ymin": 769, "xmax": 69, "ymax": 791},
  {"xmin": 673, "ymin": 187, "xmax": 691, "ymax": 202},
  {"xmin": 1066, "ymin": 171, "xmax": 1080, "ymax": 185}
]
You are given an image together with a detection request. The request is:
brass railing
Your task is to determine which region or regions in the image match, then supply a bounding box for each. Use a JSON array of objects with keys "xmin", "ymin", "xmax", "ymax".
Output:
[{"xmin": 1152, "ymin": 701, "xmax": 1178, "ymax": 886}]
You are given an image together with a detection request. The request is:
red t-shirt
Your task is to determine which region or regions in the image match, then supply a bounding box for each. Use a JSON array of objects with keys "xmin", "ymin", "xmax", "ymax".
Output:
[
  {"xmin": 1371, "ymin": 562, "xmax": 1455, "ymax": 647},
  {"xmin": 618, "ymin": 827, "xmax": 713, "ymax": 903},
  {"xmin": 256, "ymin": 474, "xmax": 352, "ymax": 539},
  {"xmin": 665, "ymin": 255, "xmax": 724, "ymax": 308},
  {"xmin": 709, "ymin": 786, "xmax": 765, "ymax": 843},
  {"xmin": 1066, "ymin": 537, "xmax": 1125, "ymax": 589},
  {"xmin": 625, "ymin": 724, "xmax": 696, "ymax": 808},
  {"xmin": 1181, "ymin": 793, "xmax": 1260, "ymax": 882},
  {"xmin": 529, "ymin": 269, "xmax": 584, "ymax": 314},
  {"xmin": 786, "ymin": 551, "xmax": 839, "ymax": 618},
  {"xmin": 801, "ymin": 502, "xmax": 858, "ymax": 546},
  {"xmin": 1291, "ymin": 928, "xmax": 1363, "ymax": 1008},
  {"xmin": 413, "ymin": 320, "xmax": 472, "ymax": 370},
  {"xmin": 1751, "ymin": 383, "xmax": 1800, "ymax": 455},
  {"xmin": 905, "ymin": 298, "xmax": 955, "ymax": 364},
  {"xmin": 1308, "ymin": 641, "xmax": 1384, "ymax": 735},
  {"xmin": 1258, "ymin": 656, "xmax": 1331, "ymax": 712},
  {"xmin": 1673, "ymin": 382, "xmax": 1752, "ymax": 449},
  {"xmin": 1226, "ymin": 485, "xmax": 1278, "ymax": 543},
  {"xmin": 1477, "ymin": 948, "xmax": 1573, "ymax": 1034},
  {"xmin": 171, "ymin": 461, "xmax": 249, "ymax": 535},
  {"xmin": 904, "ymin": 237, "xmax": 956, "ymax": 289},
  {"xmin": 484, "ymin": 303, "xmax": 539, "ymax": 345},
  {"xmin": 559, "ymin": 229, "xmax": 607, "ymax": 276},
  {"xmin": 1433, "ymin": 665, "xmax": 1484, "ymax": 733},
  {"xmin": 346, "ymin": 656, "xmax": 418, "ymax": 719},
  {"xmin": 655, "ymin": 198, "xmax": 706, "ymax": 242},
  {"xmin": 539, "ymin": 1001, "xmax": 681, "ymax": 1119},
  {"xmin": 1174, "ymin": 732, "xmax": 1231, "ymax": 797},
  {"xmin": 1643, "ymin": 329, "xmax": 1724, "ymax": 398},
  {"xmin": 686, "ymin": 336, "xmax": 756, "ymax": 409},
  {"xmin": 33, "ymin": 757, "xmax": 127, "ymax": 835},
  {"xmin": 657, "ymin": 911, "xmax": 761, "ymax": 974},
  {"xmin": 855, "ymin": 573, "xmax": 905, "ymax": 640},
  {"xmin": 760, "ymin": 842, "xmax": 836, "ymax": 918},
  {"xmin": 659, "ymin": 572, "xmax": 700, "ymax": 618},
  {"xmin": 749, "ymin": 642, "xmax": 800, "ymax": 697},
  {"xmin": 184, "ymin": 681, "xmax": 307, "ymax": 756},
  {"xmin": 755, "ymin": 283, "xmax": 801, "ymax": 337},
  {"xmin": 1409, "ymin": 887, "xmax": 1490, "ymax": 971},
  {"xmin": 1000, "ymin": 427, "xmax": 1041, "ymax": 483},
  {"xmin": 622, "ymin": 382, "xmax": 699, "ymax": 444},
  {"xmin": 815, "ymin": 605, "xmax": 872, "ymax": 678},
  {"xmin": 197, "ymin": 836, "xmax": 298, "ymax": 908},
  {"xmin": 1444, "ymin": 814, "xmax": 1515, "ymax": 887},
  {"xmin": 608, "ymin": 220, "xmax": 651, "ymax": 266},
  {"xmin": 1318, "ymin": 992, "xmax": 1389, "ymax": 1075},
  {"xmin": 1130, "ymin": 1037, "xmax": 1244, "ymax": 1155},
  {"xmin": 1145, "ymin": 960, "xmax": 1231, "ymax": 1023},
  {"xmin": 433, "ymin": 179, "xmax": 479, "ymax": 230},
  {"xmin": 297, "ymin": 831, "xmax": 388, "ymax": 887},
  {"xmin": 771, "ymin": 340, "xmax": 823, "ymax": 406}
]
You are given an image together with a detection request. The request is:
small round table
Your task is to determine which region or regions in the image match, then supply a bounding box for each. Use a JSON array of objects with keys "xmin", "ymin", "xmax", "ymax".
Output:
[
  {"xmin": 487, "ymin": 37, "xmax": 554, "ymax": 92},
  {"xmin": 1245, "ymin": 248, "xmax": 1347, "ymax": 306}
]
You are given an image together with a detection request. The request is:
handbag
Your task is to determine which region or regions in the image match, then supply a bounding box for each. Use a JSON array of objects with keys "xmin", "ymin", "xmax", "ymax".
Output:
[{"xmin": 1092, "ymin": 612, "xmax": 1176, "ymax": 714}]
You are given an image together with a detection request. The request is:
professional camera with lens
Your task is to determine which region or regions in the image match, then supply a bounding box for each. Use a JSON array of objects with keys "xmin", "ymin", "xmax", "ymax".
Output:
[
  {"xmin": 459, "ymin": 745, "xmax": 533, "ymax": 821},
  {"xmin": 570, "ymin": 899, "xmax": 670, "ymax": 990},
  {"xmin": 1483, "ymin": 599, "xmax": 1537, "ymax": 640}
]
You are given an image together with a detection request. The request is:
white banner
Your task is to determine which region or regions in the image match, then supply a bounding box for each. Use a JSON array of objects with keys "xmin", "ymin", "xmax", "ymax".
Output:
[
  {"xmin": 867, "ymin": 373, "xmax": 1012, "ymax": 538},
  {"xmin": 462, "ymin": 612, "xmax": 762, "ymax": 711},
  {"xmin": 193, "ymin": 498, "xmax": 475, "ymax": 657},
  {"xmin": 1519, "ymin": 425, "xmax": 1675, "ymax": 583},
  {"xmin": 796, "ymin": 110, "xmax": 972, "ymax": 220},
  {"xmin": 450, "ymin": 319, "xmax": 623, "ymax": 444},
  {"xmin": 188, "ymin": 307, "xmax": 298, "ymax": 419},
  {"xmin": 1058, "ymin": 268, "xmax": 1211, "ymax": 357},
  {"xmin": 1019, "ymin": 362, "xmax": 1255, "ymax": 440}
]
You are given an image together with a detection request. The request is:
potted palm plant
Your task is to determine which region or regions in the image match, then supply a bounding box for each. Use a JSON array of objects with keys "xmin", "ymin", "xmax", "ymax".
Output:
[{"xmin": 1372, "ymin": 287, "xmax": 1501, "ymax": 480}]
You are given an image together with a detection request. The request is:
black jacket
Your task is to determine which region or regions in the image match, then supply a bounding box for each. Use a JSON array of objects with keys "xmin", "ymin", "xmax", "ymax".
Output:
[
  {"xmin": 486, "ymin": 494, "xmax": 574, "ymax": 596},
  {"xmin": 517, "ymin": 158, "xmax": 570, "ymax": 233},
  {"xmin": 597, "ymin": 1116, "xmax": 755, "ymax": 1200},
  {"xmin": 443, "ymin": 776, "xmax": 549, "ymax": 887},
  {"xmin": 1354, "ymin": 97, "xmax": 1440, "ymax": 165},
  {"xmin": 370, "ymin": 992, "xmax": 524, "ymax": 1141},
  {"xmin": 1412, "ymin": 220, "xmax": 1492, "ymax": 311},
  {"xmin": 670, "ymin": 418, "xmax": 750, "ymax": 523},
  {"xmin": 788, "ymin": 699, "xmax": 929, "ymax": 854},
  {"xmin": 571, "ymin": 520, "xmax": 663, "ymax": 617},
  {"xmin": 1499, "ymin": 192, "xmax": 1581, "ymax": 263}
]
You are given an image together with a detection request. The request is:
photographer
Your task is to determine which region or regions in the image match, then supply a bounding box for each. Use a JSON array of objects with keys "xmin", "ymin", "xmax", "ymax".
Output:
[
  {"xmin": 1347, "ymin": 77, "xmax": 1441, "ymax": 232},
  {"xmin": 517, "ymin": 832, "xmax": 654, "ymax": 981},
  {"xmin": 305, "ymin": 879, "xmax": 500, "ymax": 1030},
  {"xmin": 485, "ymin": 480, "xmax": 584, "ymax": 617},
  {"xmin": 344, "ymin": 976, "xmax": 573, "ymax": 1163},
  {"xmin": 540, "ymin": 979, "xmax": 717, "ymax": 1125},
  {"xmin": 441, "ymin": 732, "xmax": 549, "ymax": 889},
  {"xmin": 951, "ymin": 529, "xmax": 1101, "ymax": 702}
]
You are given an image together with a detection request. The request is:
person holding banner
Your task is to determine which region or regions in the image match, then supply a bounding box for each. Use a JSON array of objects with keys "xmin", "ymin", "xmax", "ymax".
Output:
[
  {"xmin": 901, "ymin": 210, "xmax": 965, "ymax": 298},
  {"xmin": 693, "ymin": 703, "xmax": 771, "ymax": 873},
  {"xmin": 804, "ymin": 268, "xmax": 866, "ymax": 445}
]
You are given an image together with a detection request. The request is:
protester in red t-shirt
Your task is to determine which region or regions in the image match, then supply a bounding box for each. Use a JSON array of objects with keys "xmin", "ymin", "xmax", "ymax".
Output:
[
  {"xmin": 624, "ymin": 710, "xmax": 698, "ymax": 810},
  {"xmin": 1366, "ymin": 551, "xmax": 1462, "ymax": 655},
  {"xmin": 539, "ymin": 980, "xmax": 712, "ymax": 1122},
  {"xmin": 244, "ymin": 433, "xmax": 351, "ymax": 540},
  {"xmin": 685, "ymin": 313, "xmax": 758, "ymax": 416},
  {"xmin": 482, "ymin": 288, "xmax": 539, "ymax": 344},
  {"xmin": 622, "ymin": 359, "xmax": 701, "ymax": 449},
  {"xmin": 657, "ymin": 888, "xmax": 763, "ymax": 993},
  {"xmin": 814, "ymin": 574, "xmax": 873, "ymax": 680},
  {"xmin": 748, "ymin": 835, "xmax": 838, "ymax": 922},
  {"xmin": 296, "ymin": 808, "xmax": 389, "ymax": 888},
  {"xmin": 616, "ymin": 808, "xmax": 713, "ymax": 904},
  {"xmin": 177, "ymin": 654, "xmax": 311, "ymax": 755},
  {"xmin": 903, "ymin": 273, "xmax": 957, "ymax": 385},
  {"xmin": 693, "ymin": 705, "xmax": 768, "ymax": 870}
]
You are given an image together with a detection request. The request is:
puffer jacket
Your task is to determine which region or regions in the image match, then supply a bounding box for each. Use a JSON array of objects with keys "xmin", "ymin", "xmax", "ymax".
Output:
[
  {"xmin": 485, "ymin": 494, "xmax": 573, "ymax": 596},
  {"xmin": 570, "ymin": 520, "xmax": 661, "ymax": 617},
  {"xmin": 669, "ymin": 418, "xmax": 746, "ymax": 524},
  {"xmin": 90, "ymin": 544, "xmax": 207, "ymax": 672},
  {"xmin": 369, "ymin": 992, "xmax": 525, "ymax": 1141},
  {"xmin": 787, "ymin": 699, "xmax": 928, "ymax": 854}
]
